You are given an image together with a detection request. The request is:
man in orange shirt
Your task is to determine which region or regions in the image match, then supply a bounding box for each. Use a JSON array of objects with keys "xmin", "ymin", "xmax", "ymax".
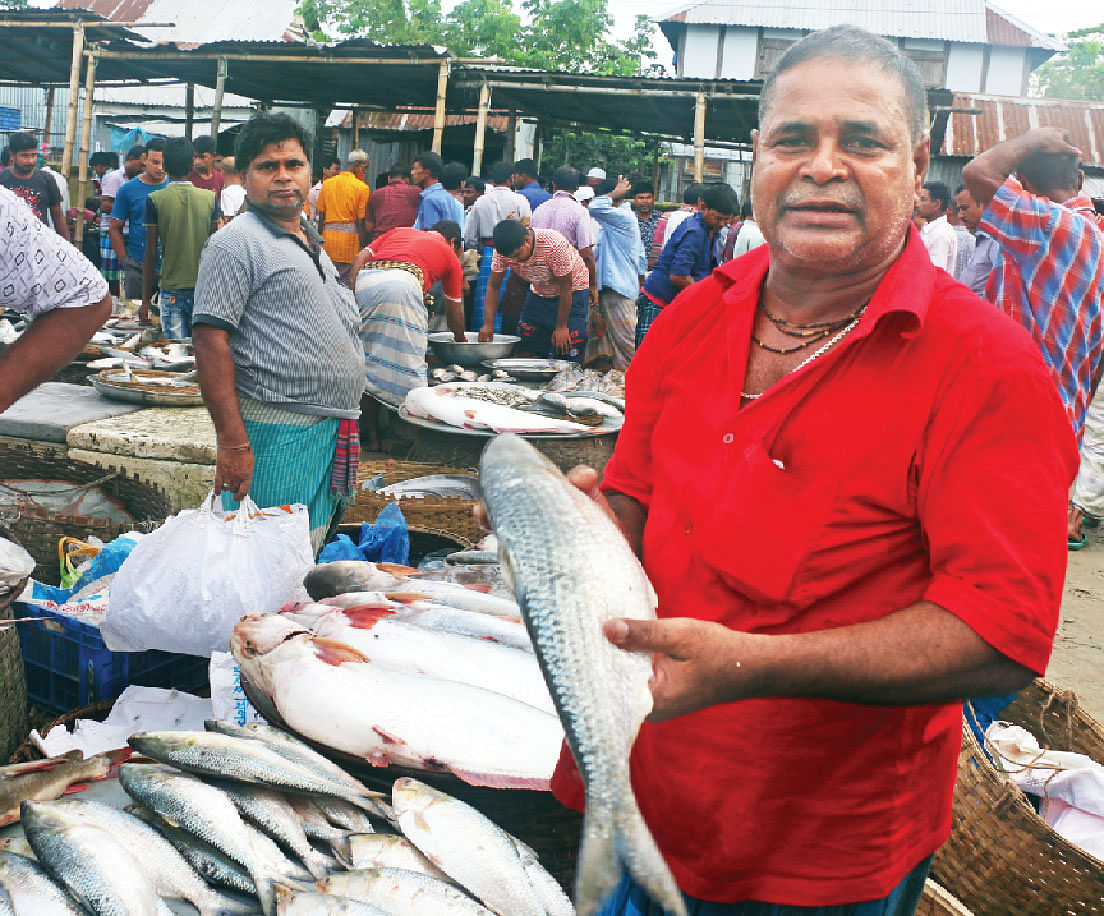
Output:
[{"xmin": 317, "ymin": 149, "xmax": 371, "ymax": 286}]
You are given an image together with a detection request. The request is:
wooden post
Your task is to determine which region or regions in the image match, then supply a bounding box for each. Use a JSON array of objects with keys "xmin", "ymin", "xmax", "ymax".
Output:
[
  {"xmin": 75, "ymin": 50, "xmax": 97, "ymax": 247},
  {"xmin": 184, "ymin": 82, "xmax": 195, "ymax": 141},
  {"xmin": 43, "ymin": 87, "xmax": 56, "ymax": 154},
  {"xmin": 652, "ymin": 139, "xmax": 661, "ymax": 197},
  {"xmin": 472, "ymin": 82, "xmax": 490, "ymax": 175},
  {"xmin": 431, "ymin": 59, "xmax": 449, "ymax": 155},
  {"xmin": 505, "ymin": 110, "xmax": 517, "ymax": 163},
  {"xmin": 210, "ymin": 57, "xmax": 227, "ymax": 137},
  {"xmin": 352, "ymin": 108, "xmax": 360, "ymax": 149},
  {"xmin": 61, "ymin": 23, "xmax": 84, "ymax": 189},
  {"xmin": 693, "ymin": 92, "xmax": 706, "ymax": 183}
]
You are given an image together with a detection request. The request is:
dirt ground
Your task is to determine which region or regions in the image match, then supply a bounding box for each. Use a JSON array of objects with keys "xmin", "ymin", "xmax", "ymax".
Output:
[{"xmin": 1047, "ymin": 533, "xmax": 1104, "ymax": 717}]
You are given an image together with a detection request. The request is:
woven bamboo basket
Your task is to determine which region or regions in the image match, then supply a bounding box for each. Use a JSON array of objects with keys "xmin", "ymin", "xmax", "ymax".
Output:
[
  {"xmin": 0, "ymin": 524, "xmax": 29, "ymax": 763},
  {"xmin": 999, "ymin": 678, "xmax": 1104, "ymax": 761},
  {"xmin": 932, "ymin": 712, "xmax": 1104, "ymax": 915},
  {"xmin": 344, "ymin": 458, "xmax": 484, "ymax": 546},
  {"xmin": 0, "ymin": 440, "xmax": 172, "ymax": 586},
  {"xmin": 916, "ymin": 879, "xmax": 976, "ymax": 916}
]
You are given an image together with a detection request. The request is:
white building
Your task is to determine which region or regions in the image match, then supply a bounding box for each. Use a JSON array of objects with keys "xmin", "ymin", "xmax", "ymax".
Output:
[{"xmin": 658, "ymin": 0, "xmax": 1063, "ymax": 96}]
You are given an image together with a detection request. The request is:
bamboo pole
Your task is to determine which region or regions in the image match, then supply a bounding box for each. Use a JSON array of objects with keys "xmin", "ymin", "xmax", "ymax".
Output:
[
  {"xmin": 75, "ymin": 50, "xmax": 97, "ymax": 247},
  {"xmin": 692, "ymin": 91, "xmax": 706, "ymax": 183},
  {"xmin": 431, "ymin": 59, "xmax": 449, "ymax": 155},
  {"xmin": 184, "ymin": 82, "xmax": 195, "ymax": 141},
  {"xmin": 211, "ymin": 57, "xmax": 227, "ymax": 137},
  {"xmin": 61, "ymin": 23, "xmax": 84, "ymax": 190},
  {"xmin": 352, "ymin": 108, "xmax": 360, "ymax": 149},
  {"xmin": 472, "ymin": 82, "xmax": 490, "ymax": 175},
  {"xmin": 505, "ymin": 110, "xmax": 517, "ymax": 163},
  {"xmin": 43, "ymin": 87, "xmax": 55, "ymax": 154},
  {"xmin": 652, "ymin": 139, "xmax": 661, "ymax": 197}
]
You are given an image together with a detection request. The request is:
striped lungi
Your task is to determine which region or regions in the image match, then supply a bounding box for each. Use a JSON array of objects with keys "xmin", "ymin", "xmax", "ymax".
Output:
[
  {"xmin": 585, "ymin": 289, "xmax": 637, "ymax": 370},
  {"xmin": 220, "ymin": 398, "xmax": 345, "ymax": 555},
  {"xmin": 635, "ymin": 291, "xmax": 665, "ymax": 350},
  {"xmin": 356, "ymin": 267, "xmax": 428, "ymax": 408},
  {"xmin": 100, "ymin": 230, "xmax": 121, "ymax": 282}
]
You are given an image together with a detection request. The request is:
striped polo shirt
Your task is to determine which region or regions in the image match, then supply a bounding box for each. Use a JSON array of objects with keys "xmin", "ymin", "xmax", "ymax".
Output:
[{"xmin": 192, "ymin": 207, "xmax": 364, "ymax": 419}]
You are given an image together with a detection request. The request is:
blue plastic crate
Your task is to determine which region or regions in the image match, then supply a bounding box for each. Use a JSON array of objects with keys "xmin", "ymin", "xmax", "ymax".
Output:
[{"xmin": 12, "ymin": 603, "xmax": 208, "ymax": 714}]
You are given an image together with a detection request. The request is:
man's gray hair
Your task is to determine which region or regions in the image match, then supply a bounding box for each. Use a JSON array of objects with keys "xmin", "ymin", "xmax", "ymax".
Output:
[{"xmin": 758, "ymin": 25, "xmax": 928, "ymax": 144}]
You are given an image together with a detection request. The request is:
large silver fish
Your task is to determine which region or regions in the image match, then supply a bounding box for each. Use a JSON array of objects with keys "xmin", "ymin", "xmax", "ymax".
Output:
[
  {"xmin": 118, "ymin": 763, "xmax": 280, "ymax": 916},
  {"xmin": 21, "ymin": 800, "xmax": 168, "ymax": 916},
  {"xmin": 128, "ymin": 731, "xmax": 383, "ymax": 811},
  {"xmin": 0, "ymin": 851, "xmax": 86, "ymax": 915},
  {"xmin": 479, "ymin": 434, "xmax": 687, "ymax": 916},
  {"xmin": 276, "ymin": 891, "xmax": 387, "ymax": 915},
  {"xmin": 317, "ymin": 867, "xmax": 492, "ymax": 914}
]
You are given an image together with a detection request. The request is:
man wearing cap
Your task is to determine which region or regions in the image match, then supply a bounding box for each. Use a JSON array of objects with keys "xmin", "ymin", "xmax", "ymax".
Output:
[
  {"xmin": 317, "ymin": 150, "xmax": 371, "ymax": 286},
  {"xmin": 586, "ymin": 166, "xmax": 606, "ymax": 189},
  {"xmin": 531, "ymin": 166, "xmax": 599, "ymax": 308}
]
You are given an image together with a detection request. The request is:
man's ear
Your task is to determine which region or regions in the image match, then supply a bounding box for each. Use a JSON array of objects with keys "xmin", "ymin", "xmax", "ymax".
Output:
[
  {"xmin": 912, "ymin": 134, "xmax": 930, "ymax": 199},
  {"xmin": 1077, "ymin": 169, "xmax": 1085, "ymax": 192}
]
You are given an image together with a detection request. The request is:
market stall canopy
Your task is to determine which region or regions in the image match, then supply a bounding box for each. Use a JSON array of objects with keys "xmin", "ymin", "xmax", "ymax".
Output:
[{"xmin": 0, "ymin": 9, "xmax": 145, "ymax": 85}]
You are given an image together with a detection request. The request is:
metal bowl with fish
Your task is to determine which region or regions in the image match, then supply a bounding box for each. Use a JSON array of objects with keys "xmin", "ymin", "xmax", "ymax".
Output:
[
  {"xmin": 427, "ymin": 332, "xmax": 520, "ymax": 367},
  {"xmin": 482, "ymin": 357, "xmax": 576, "ymax": 381}
]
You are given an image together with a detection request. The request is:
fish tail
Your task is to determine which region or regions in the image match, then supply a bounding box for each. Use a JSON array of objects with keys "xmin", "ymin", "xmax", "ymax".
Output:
[
  {"xmin": 303, "ymin": 848, "xmax": 330, "ymax": 880},
  {"xmin": 250, "ymin": 865, "xmax": 277, "ymax": 916},
  {"xmin": 615, "ymin": 794, "xmax": 689, "ymax": 916},
  {"xmin": 574, "ymin": 798, "xmax": 622, "ymax": 916}
]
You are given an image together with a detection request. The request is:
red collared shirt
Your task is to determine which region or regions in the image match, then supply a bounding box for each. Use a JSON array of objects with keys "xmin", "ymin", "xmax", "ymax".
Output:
[{"xmin": 551, "ymin": 231, "xmax": 1076, "ymax": 906}]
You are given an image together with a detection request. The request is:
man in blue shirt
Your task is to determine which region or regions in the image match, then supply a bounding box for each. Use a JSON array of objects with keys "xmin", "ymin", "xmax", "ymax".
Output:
[
  {"xmin": 109, "ymin": 137, "xmax": 169, "ymax": 300},
  {"xmin": 586, "ymin": 176, "xmax": 646, "ymax": 368},
  {"xmin": 637, "ymin": 182, "xmax": 738, "ymax": 347},
  {"xmin": 514, "ymin": 158, "xmax": 552, "ymax": 211},
  {"xmin": 954, "ymin": 185, "xmax": 999, "ymax": 298},
  {"xmin": 412, "ymin": 151, "xmax": 464, "ymax": 231}
]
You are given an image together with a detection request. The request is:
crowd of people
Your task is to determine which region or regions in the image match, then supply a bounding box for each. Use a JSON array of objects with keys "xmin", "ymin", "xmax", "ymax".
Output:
[{"xmin": 2, "ymin": 24, "xmax": 1104, "ymax": 913}]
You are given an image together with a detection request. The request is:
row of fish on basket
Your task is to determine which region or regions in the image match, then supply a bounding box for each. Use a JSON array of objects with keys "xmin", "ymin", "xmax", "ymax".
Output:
[{"xmin": 0, "ymin": 720, "xmax": 573, "ymax": 915}]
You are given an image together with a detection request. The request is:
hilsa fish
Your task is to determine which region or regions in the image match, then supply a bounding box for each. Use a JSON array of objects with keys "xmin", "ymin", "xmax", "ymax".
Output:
[{"xmin": 480, "ymin": 433, "xmax": 687, "ymax": 916}]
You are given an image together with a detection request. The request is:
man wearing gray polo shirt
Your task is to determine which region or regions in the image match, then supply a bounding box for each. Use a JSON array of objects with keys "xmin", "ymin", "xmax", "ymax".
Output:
[{"xmin": 192, "ymin": 114, "xmax": 364, "ymax": 552}]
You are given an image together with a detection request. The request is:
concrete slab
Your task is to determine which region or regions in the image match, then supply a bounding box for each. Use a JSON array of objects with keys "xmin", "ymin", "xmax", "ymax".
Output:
[
  {"xmin": 0, "ymin": 383, "xmax": 143, "ymax": 443},
  {"xmin": 68, "ymin": 449, "xmax": 215, "ymax": 512},
  {"xmin": 67, "ymin": 407, "xmax": 217, "ymax": 463}
]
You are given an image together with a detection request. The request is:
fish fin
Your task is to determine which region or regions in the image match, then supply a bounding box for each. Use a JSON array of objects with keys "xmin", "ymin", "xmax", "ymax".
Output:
[
  {"xmin": 384, "ymin": 592, "xmax": 434, "ymax": 604},
  {"xmin": 614, "ymin": 794, "xmax": 688, "ymax": 916},
  {"xmin": 312, "ymin": 638, "xmax": 370, "ymax": 665},
  {"xmin": 60, "ymin": 782, "xmax": 91, "ymax": 796},
  {"xmin": 447, "ymin": 767, "xmax": 551, "ymax": 791},
  {"xmin": 377, "ymin": 562, "xmax": 420, "ymax": 577},
  {"xmin": 0, "ymin": 756, "xmax": 75, "ymax": 778},
  {"xmin": 342, "ymin": 606, "xmax": 397, "ymax": 629},
  {"xmin": 100, "ymin": 746, "xmax": 134, "ymax": 778},
  {"xmin": 574, "ymin": 802, "xmax": 622, "ymax": 916},
  {"xmin": 460, "ymin": 583, "xmax": 493, "ymax": 594},
  {"xmin": 372, "ymin": 726, "xmax": 405, "ymax": 745},
  {"xmin": 303, "ymin": 849, "xmax": 330, "ymax": 880}
]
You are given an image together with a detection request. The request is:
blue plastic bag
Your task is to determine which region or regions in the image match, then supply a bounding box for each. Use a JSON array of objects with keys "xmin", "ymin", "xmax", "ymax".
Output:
[{"xmin": 317, "ymin": 503, "xmax": 410, "ymax": 566}]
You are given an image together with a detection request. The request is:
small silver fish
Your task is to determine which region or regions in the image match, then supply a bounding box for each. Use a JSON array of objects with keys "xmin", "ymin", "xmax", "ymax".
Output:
[
  {"xmin": 0, "ymin": 851, "xmax": 86, "ymax": 915},
  {"xmin": 317, "ymin": 867, "xmax": 492, "ymax": 914}
]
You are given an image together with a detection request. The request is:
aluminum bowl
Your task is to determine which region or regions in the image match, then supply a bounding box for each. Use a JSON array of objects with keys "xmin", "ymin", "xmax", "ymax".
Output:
[{"xmin": 427, "ymin": 331, "xmax": 520, "ymax": 367}]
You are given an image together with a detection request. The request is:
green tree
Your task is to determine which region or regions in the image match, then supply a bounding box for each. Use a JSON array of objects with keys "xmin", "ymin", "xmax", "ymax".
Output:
[
  {"xmin": 541, "ymin": 130, "xmax": 660, "ymax": 183},
  {"xmin": 1036, "ymin": 25, "xmax": 1104, "ymax": 102}
]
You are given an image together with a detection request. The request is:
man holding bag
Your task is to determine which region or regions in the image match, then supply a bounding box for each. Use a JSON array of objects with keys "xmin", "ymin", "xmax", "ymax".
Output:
[{"xmin": 192, "ymin": 114, "xmax": 364, "ymax": 553}]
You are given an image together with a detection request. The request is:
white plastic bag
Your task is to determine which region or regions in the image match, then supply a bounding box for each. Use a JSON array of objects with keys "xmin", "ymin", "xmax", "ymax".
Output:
[
  {"xmin": 102, "ymin": 493, "xmax": 313, "ymax": 656},
  {"xmin": 209, "ymin": 651, "xmax": 262, "ymax": 726}
]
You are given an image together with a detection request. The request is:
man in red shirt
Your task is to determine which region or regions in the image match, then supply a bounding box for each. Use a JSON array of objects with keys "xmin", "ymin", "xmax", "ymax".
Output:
[
  {"xmin": 350, "ymin": 222, "xmax": 466, "ymax": 448},
  {"xmin": 188, "ymin": 135, "xmax": 225, "ymax": 196},
  {"xmin": 551, "ymin": 26, "xmax": 1076, "ymax": 915},
  {"xmin": 365, "ymin": 163, "xmax": 421, "ymax": 242}
]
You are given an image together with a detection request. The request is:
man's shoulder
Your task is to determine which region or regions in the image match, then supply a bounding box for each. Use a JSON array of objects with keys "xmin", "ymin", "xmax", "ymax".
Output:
[{"xmin": 924, "ymin": 272, "xmax": 1043, "ymax": 366}]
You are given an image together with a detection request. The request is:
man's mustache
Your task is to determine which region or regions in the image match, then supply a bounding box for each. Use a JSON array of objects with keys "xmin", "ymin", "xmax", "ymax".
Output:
[{"xmin": 778, "ymin": 187, "xmax": 864, "ymax": 211}]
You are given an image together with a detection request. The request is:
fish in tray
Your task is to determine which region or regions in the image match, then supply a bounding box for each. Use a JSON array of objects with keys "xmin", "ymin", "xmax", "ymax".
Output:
[
  {"xmin": 276, "ymin": 892, "xmax": 387, "ymax": 915},
  {"xmin": 315, "ymin": 867, "xmax": 492, "ymax": 914},
  {"xmin": 404, "ymin": 385, "xmax": 590, "ymax": 435},
  {"xmin": 231, "ymin": 612, "xmax": 563, "ymax": 790},
  {"xmin": 0, "ymin": 850, "xmax": 87, "ymax": 915},
  {"xmin": 480, "ymin": 433, "xmax": 687, "ymax": 916},
  {"xmin": 375, "ymin": 473, "xmax": 481, "ymax": 500},
  {"xmin": 280, "ymin": 602, "xmax": 554, "ymax": 714}
]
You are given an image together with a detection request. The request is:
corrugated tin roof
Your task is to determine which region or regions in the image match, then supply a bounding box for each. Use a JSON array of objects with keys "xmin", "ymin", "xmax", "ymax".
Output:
[
  {"xmin": 659, "ymin": 0, "xmax": 1063, "ymax": 49},
  {"xmin": 943, "ymin": 93, "xmax": 1104, "ymax": 169},
  {"xmin": 55, "ymin": 0, "xmax": 306, "ymax": 44}
]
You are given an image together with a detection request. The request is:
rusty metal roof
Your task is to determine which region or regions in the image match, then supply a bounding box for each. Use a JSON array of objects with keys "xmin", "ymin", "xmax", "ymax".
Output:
[
  {"xmin": 658, "ymin": 0, "xmax": 1063, "ymax": 50},
  {"xmin": 55, "ymin": 0, "xmax": 306, "ymax": 44},
  {"xmin": 942, "ymin": 93, "xmax": 1104, "ymax": 169}
]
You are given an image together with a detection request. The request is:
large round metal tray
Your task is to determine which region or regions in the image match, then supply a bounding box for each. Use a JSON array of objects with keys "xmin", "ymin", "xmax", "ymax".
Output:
[
  {"xmin": 91, "ymin": 374, "xmax": 205, "ymax": 407},
  {"xmin": 427, "ymin": 332, "xmax": 520, "ymax": 367},
  {"xmin": 482, "ymin": 357, "xmax": 576, "ymax": 380},
  {"xmin": 396, "ymin": 405, "xmax": 620, "ymax": 438}
]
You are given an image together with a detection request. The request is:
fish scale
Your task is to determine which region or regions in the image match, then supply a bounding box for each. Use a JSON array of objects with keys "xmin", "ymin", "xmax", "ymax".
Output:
[{"xmin": 479, "ymin": 433, "xmax": 687, "ymax": 916}]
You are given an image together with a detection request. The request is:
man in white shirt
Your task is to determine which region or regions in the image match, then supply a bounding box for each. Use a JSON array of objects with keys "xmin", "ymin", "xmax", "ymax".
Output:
[
  {"xmin": 917, "ymin": 181, "xmax": 957, "ymax": 273},
  {"xmin": 218, "ymin": 156, "xmax": 246, "ymax": 223}
]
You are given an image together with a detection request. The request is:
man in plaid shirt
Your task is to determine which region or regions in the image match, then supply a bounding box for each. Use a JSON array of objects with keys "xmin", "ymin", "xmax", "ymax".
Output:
[{"xmin": 963, "ymin": 127, "xmax": 1104, "ymax": 548}]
